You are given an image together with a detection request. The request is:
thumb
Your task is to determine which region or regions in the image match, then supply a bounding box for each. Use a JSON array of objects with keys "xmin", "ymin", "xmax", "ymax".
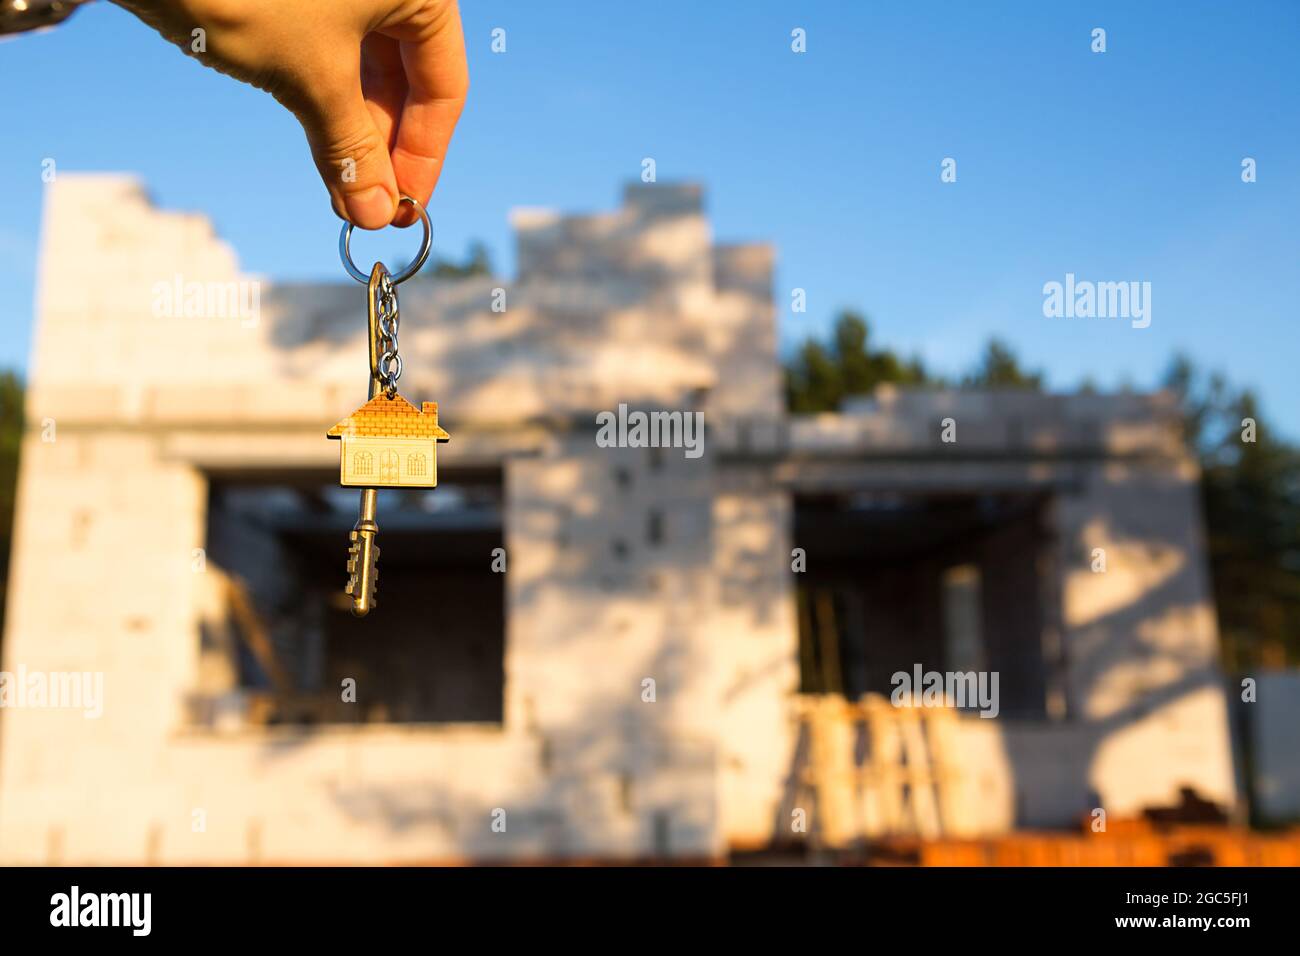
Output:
[{"xmin": 292, "ymin": 69, "xmax": 399, "ymax": 229}]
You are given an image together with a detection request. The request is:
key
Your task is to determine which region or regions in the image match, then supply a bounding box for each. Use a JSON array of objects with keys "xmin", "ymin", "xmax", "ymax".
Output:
[
  {"xmin": 327, "ymin": 243, "xmax": 447, "ymax": 618},
  {"xmin": 346, "ymin": 488, "xmax": 380, "ymax": 616},
  {"xmin": 340, "ymin": 262, "xmax": 390, "ymax": 618},
  {"xmin": 330, "ymin": 199, "xmax": 446, "ymax": 617}
]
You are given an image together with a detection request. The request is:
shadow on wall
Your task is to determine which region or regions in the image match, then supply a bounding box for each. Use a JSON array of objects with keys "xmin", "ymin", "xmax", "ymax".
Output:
[
  {"xmin": 215, "ymin": 438, "xmax": 726, "ymax": 860},
  {"xmin": 168, "ymin": 193, "xmax": 772, "ymax": 861},
  {"xmin": 774, "ymin": 463, "xmax": 1236, "ymax": 844}
]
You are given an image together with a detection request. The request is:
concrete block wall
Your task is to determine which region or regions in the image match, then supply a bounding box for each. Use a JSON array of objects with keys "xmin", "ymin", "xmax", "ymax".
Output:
[
  {"xmin": 1045, "ymin": 454, "xmax": 1236, "ymax": 821},
  {"xmin": 706, "ymin": 480, "xmax": 800, "ymax": 845},
  {"xmin": 765, "ymin": 399, "xmax": 1238, "ymax": 832},
  {"xmin": 503, "ymin": 436, "xmax": 722, "ymax": 858},
  {"xmin": 1, "ymin": 175, "xmax": 773, "ymax": 862}
]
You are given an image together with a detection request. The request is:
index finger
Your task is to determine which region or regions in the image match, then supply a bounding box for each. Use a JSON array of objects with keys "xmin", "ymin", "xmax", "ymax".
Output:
[{"xmin": 383, "ymin": 0, "xmax": 469, "ymax": 226}]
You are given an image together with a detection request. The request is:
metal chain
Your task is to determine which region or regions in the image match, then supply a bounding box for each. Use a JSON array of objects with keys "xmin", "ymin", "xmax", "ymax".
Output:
[{"xmin": 374, "ymin": 270, "xmax": 402, "ymax": 398}]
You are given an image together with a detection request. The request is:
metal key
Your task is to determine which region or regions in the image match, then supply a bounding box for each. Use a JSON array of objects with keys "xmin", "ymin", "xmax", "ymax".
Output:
[
  {"xmin": 343, "ymin": 263, "xmax": 394, "ymax": 617},
  {"xmin": 331, "ymin": 201, "xmax": 440, "ymax": 618},
  {"xmin": 346, "ymin": 489, "xmax": 380, "ymax": 616}
]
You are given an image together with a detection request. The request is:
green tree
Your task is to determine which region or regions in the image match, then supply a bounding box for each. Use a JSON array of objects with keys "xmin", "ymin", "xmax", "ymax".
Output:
[
  {"xmin": 784, "ymin": 311, "xmax": 928, "ymax": 413},
  {"xmin": 1165, "ymin": 355, "xmax": 1300, "ymax": 669},
  {"xmin": 0, "ymin": 370, "xmax": 23, "ymax": 630},
  {"xmin": 424, "ymin": 240, "xmax": 493, "ymax": 279},
  {"xmin": 785, "ymin": 313, "xmax": 1045, "ymax": 411},
  {"xmin": 962, "ymin": 337, "xmax": 1043, "ymax": 389}
]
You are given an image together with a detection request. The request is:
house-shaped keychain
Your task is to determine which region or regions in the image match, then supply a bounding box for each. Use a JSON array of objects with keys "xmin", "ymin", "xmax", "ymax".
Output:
[{"xmin": 327, "ymin": 394, "xmax": 451, "ymax": 487}]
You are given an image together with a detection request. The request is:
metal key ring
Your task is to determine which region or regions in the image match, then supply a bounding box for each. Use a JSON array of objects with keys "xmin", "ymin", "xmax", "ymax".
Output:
[{"xmin": 338, "ymin": 195, "xmax": 432, "ymax": 285}]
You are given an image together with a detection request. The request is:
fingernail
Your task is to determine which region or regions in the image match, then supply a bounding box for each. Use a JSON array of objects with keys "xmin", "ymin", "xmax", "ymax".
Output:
[{"xmin": 345, "ymin": 187, "xmax": 395, "ymax": 229}]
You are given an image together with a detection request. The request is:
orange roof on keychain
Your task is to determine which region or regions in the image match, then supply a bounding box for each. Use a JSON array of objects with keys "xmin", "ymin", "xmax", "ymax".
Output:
[{"xmin": 327, "ymin": 394, "xmax": 451, "ymax": 441}]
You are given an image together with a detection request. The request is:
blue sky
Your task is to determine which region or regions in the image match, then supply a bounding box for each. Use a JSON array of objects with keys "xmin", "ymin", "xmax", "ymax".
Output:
[{"xmin": 1, "ymin": 1, "xmax": 1297, "ymax": 432}]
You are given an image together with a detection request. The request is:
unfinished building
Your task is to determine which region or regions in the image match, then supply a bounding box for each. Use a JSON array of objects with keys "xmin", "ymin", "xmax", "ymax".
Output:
[{"xmin": 0, "ymin": 176, "xmax": 1236, "ymax": 862}]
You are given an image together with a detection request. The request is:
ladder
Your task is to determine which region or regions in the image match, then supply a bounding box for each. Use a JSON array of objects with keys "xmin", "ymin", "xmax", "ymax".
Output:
[{"xmin": 796, "ymin": 693, "xmax": 957, "ymax": 847}]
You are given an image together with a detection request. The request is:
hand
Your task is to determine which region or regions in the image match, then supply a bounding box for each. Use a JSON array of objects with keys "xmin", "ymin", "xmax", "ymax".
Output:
[{"xmin": 112, "ymin": 0, "xmax": 469, "ymax": 229}]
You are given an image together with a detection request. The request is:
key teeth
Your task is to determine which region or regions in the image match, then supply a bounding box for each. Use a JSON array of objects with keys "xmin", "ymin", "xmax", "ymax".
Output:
[{"xmin": 344, "ymin": 526, "xmax": 380, "ymax": 614}]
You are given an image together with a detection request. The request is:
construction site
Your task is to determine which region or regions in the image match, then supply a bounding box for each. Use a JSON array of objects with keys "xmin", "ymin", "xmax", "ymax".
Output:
[{"xmin": 0, "ymin": 175, "xmax": 1297, "ymax": 865}]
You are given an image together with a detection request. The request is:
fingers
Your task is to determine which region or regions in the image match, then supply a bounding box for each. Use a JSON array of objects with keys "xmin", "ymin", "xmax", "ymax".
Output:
[
  {"xmin": 384, "ymin": 0, "xmax": 469, "ymax": 226},
  {"xmin": 361, "ymin": 33, "xmax": 406, "ymax": 152},
  {"xmin": 114, "ymin": 0, "xmax": 462, "ymax": 230},
  {"xmin": 293, "ymin": 50, "xmax": 400, "ymax": 230},
  {"xmin": 285, "ymin": 0, "xmax": 469, "ymax": 230}
]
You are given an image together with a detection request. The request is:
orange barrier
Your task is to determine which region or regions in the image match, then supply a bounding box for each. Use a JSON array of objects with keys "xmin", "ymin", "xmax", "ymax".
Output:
[{"xmin": 912, "ymin": 826, "xmax": 1300, "ymax": 867}]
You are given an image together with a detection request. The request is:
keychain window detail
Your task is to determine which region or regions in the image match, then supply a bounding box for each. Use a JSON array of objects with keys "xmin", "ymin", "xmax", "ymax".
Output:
[{"xmin": 328, "ymin": 394, "xmax": 449, "ymax": 487}]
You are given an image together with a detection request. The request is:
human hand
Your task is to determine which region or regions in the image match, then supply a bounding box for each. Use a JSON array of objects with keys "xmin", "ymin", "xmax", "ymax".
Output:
[{"xmin": 112, "ymin": 0, "xmax": 468, "ymax": 228}]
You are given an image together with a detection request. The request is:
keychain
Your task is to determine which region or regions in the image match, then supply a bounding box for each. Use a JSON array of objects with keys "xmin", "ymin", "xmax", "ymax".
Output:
[{"xmin": 327, "ymin": 196, "xmax": 450, "ymax": 617}]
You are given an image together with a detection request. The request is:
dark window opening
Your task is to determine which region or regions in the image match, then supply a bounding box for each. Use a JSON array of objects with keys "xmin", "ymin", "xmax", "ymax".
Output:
[
  {"xmin": 646, "ymin": 509, "xmax": 664, "ymax": 546},
  {"xmin": 193, "ymin": 467, "xmax": 505, "ymax": 726},
  {"xmin": 794, "ymin": 491, "xmax": 1052, "ymax": 718}
]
